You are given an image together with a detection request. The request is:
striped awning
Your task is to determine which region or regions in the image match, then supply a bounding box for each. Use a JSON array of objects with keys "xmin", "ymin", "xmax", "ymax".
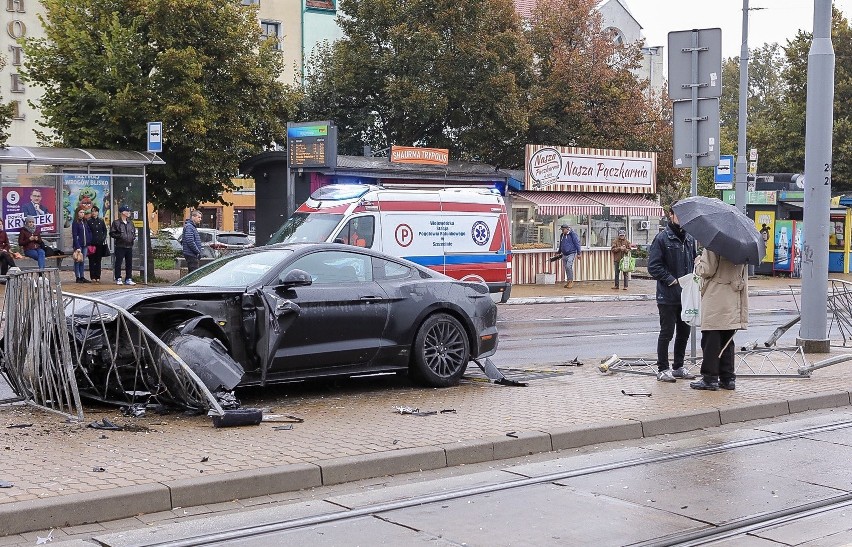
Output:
[
  {"xmin": 511, "ymin": 191, "xmax": 603, "ymax": 216},
  {"xmin": 591, "ymin": 193, "xmax": 664, "ymax": 216},
  {"xmin": 511, "ymin": 191, "xmax": 663, "ymax": 217}
]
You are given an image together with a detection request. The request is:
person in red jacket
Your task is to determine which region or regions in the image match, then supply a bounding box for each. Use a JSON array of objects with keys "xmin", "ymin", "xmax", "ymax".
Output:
[
  {"xmin": 0, "ymin": 220, "xmax": 18, "ymax": 275},
  {"xmin": 18, "ymin": 217, "xmax": 46, "ymax": 270}
]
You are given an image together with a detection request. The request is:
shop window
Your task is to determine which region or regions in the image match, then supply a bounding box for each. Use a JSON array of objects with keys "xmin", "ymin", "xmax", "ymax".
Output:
[
  {"xmin": 830, "ymin": 217, "xmax": 845, "ymax": 250},
  {"xmin": 588, "ymin": 215, "xmax": 628, "ymax": 249},
  {"xmin": 555, "ymin": 215, "xmax": 589, "ymax": 247},
  {"xmin": 512, "ymin": 206, "xmax": 557, "ymax": 249}
]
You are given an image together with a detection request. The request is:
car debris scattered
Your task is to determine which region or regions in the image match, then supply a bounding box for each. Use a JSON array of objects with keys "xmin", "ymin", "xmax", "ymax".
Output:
[
  {"xmin": 6, "ymin": 423, "xmax": 33, "ymax": 429},
  {"xmin": 92, "ymin": 467, "xmax": 106, "ymax": 473},
  {"xmin": 35, "ymin": 529, "xmax": 53, "ymax": 544},
  {"xmin": 0, "ymin": 481, "xmax": 13, "ymax": 488},
  {"xmin": 506, "ymin": 432, "xmax": 518, "ymax": 438},
  {"xmin": 87, "ymin": 418, "xmax": 123, "ymax": 431},
  {"xmin": 621, "ymin": 389, "xmax": 652, "ymax": 397}
]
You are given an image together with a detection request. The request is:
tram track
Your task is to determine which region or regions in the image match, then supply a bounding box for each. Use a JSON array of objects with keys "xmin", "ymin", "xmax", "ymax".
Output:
[{"xmin": 140, "ymin": 419, "xmax": 852, "ymax": 547}]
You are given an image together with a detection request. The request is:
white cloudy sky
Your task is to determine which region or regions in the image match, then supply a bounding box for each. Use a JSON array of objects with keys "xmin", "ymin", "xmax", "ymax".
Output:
[{"xmin": 625, "ymin": 0, "xmax": 852, "ymax": 59}]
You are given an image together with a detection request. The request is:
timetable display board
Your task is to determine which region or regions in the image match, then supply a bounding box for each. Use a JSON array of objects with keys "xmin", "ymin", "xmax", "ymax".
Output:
[{"xmin": 287, "ymin": 121, "xmax": 338, "ymax": 169}]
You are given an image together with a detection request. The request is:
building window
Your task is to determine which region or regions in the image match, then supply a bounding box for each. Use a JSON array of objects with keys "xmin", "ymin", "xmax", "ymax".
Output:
[
  {"xmin": 260, "ymin": 21, "xmax": 281, "ymax": 50},
  {"xmin": 306, "ymin": 0, "xmax": 335, "ymax": 10}
]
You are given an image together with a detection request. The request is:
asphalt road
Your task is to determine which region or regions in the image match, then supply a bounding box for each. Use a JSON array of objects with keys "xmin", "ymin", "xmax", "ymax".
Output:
[
  {"xmin": 0, "ymin": 294, "xmax": 806, "ymax": 402},
  {"xmin": 491, "ymin": 294, "xmax": 804, "ymax": 369}
]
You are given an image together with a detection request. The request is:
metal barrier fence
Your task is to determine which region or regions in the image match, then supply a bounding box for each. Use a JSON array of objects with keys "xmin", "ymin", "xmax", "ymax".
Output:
[
  {"xmin": 0, "ymin": 269, "xmax": 225, "ymax": 420},
  {"xmin": 0, "ymin": 269, "xmax": 83, "ymax": 420}
]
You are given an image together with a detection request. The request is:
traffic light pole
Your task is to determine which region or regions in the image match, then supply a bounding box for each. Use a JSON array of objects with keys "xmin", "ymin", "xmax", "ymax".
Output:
[
  {"xmin": 798, "ymin": 0, "xmax": 834, "ymax": 353},
  {"xmin": 734, "ymin": 0, "xmax": 749, "ymax": 215}
]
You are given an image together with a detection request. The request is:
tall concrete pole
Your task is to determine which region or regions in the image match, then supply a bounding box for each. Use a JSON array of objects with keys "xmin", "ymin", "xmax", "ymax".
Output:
[
  {"xmin": 734, "ymin": 0, "xmax": 749, "ymax": 214},
  {"xmin": 797, "ymin": 0, "xmax": 834, "ymax": 353}
]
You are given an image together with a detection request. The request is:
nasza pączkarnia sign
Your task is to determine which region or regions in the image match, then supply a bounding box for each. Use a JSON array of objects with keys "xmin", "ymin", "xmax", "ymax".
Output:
[{"xmin": 525, "ymin": 145, "xmax": 656, "ymax": 193}]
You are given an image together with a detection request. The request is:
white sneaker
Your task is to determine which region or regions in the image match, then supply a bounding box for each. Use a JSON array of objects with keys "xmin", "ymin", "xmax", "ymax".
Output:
[
  {"xmin": 657, "ymin": 369, "xmax": 676, "ymax": 382},
  {"xmin": 116, "ymin": 279, "xmax": 123, "ymax": 285},
  {"xmin": 124, "ymin": 279, "xmax": 136, "ymax": 286}
]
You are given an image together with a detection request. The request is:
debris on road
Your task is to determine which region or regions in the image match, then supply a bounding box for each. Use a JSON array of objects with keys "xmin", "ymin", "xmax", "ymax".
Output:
[
  {"xmin": 87, "ymin": 418, "xmax": 123, "ymax": 431},
  {"xmin": 506, "ymin": 432, "xmax": 518, "ymax": 438},
  {"xmin": 0, "ymin": 481, "xmax": 13, "ymax": 488},
  {"xmin": 261, "ymin": 414, "xmax": 304, "ymax": 423},
  {"xmin": 621, "ymin": 390, "xmax": 652, "ymax": 397},
  {"xmin": 6, "ymin": 423, "xmax": 33, "ymax": 428}
]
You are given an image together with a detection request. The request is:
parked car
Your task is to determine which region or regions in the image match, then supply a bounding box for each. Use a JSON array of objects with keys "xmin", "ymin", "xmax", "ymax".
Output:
[
  {"xmin": 150, "ymin": 230, "xmax": 183, "ymax": 257},
  {"xmin": 64, "ymin": 243, "xmax": 498, "ymax": 406},
  {"xmin": 181, "ymin": 228, "xmax": 253, "ymax": 258}
]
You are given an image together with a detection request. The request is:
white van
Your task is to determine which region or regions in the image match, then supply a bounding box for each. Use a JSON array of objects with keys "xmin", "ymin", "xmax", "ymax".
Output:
[{"xmin": 268, "ymin": 184, "xmax": 512, "ymax": 302}]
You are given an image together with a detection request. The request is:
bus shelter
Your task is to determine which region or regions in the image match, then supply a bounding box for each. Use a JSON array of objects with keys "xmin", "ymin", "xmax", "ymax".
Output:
[{"xmin": 0, "ymin": 146, "xmax": 163, "ymax": 278}]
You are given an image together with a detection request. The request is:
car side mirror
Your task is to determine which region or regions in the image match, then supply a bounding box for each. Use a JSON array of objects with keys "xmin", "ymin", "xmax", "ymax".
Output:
[
  {"xmin": 333, "ymin": 238, "xmax": 345, "ymax": 244},
  {"xmin": 278, "ymin": 268, "xmax": 312, "ymax": 288}
]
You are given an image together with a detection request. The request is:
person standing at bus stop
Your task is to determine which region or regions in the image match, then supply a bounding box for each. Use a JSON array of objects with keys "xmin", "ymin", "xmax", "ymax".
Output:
[
  {"xmin": 182, "ymin": 210, "xmax": 203, "ymax": 273},
  {"xmin": 110, "ymin": 204, "xmax": 136, "ymax": 285},
  {"xmin": 558, "ymin": 224, "xmax": 581, "ymax": 289}
]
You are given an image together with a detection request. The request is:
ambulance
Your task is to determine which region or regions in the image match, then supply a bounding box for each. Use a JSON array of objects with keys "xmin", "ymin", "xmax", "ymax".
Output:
[{"xmin": 267, "ymin": 184, "xmax": 512, "ymax": 302}]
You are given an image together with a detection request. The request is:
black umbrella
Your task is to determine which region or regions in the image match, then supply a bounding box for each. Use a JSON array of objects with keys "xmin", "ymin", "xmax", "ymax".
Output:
[{"xmin": 672, "ymin": 196, "xmax": 765, "ymax": 265}]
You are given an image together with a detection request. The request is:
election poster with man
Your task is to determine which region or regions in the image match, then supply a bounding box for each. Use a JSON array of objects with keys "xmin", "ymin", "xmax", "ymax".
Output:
[{"xmin": 3, "ymin": 186, "xmax": 58, "ymax": 233}]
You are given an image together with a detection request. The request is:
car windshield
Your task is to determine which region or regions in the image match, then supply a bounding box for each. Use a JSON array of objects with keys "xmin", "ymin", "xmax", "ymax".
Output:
[
  {"xmin": 218, "ymin": 234, "xmax": 250, "ymax": 245},
  {"xmin": 267, "ymin": 213, "xmax": 343, "ymax": 245},
  {"xmin": 174, "ymin": 249, "xmax": 293, "ymax": 287}
]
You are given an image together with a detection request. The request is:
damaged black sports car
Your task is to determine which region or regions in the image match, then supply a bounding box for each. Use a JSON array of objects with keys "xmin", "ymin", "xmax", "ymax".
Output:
[{"xmin": 65, "ymin": 243, "xmax": 499, "ymax": 407}]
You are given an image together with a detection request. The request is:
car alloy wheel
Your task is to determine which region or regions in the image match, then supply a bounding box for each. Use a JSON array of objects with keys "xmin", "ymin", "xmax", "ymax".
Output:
[{"xmin": 411, "ymin": 313, "xmax": 470, "ymax": 387}]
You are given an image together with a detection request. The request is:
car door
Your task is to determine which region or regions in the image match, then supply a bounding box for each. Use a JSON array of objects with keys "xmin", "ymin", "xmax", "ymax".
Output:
[{"xmin": 260, "ymin": 249, "xmax": 390, "ymax": 374}]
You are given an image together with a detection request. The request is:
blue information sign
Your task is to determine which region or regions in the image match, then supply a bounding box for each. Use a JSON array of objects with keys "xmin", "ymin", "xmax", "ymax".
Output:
[
  {"xmin": 715, "ymin": 154, "xmax": 734, "ymax": 187},
  {"xmin": 147, "ymin": 121, "xmax": 163, "ymax": 153}
]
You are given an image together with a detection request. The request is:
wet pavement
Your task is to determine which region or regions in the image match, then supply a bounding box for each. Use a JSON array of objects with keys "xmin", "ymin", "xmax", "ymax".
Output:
[{"xmin": 1, "ymin": 267, "xmax": 851, "ymax": 539}]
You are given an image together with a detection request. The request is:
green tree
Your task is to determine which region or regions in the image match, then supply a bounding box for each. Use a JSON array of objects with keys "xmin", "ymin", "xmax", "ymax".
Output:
[
  {"xmin": 719, "ymin": 43, "xmax": 788, "ymax": 173},
  {"xmin": 21, "ymin": 0, "xmax": 299, "ymax": 211},
  {"xmin": 740, "ymin": 7, "xmax": 852, "ymax": 190},
  {"xmin": 300, "ymin": 0, "xmax": 532, "ymax": 166},
  {"xmin": 526, "ymin": 0, "xmax": 686, "ymax": 199}
]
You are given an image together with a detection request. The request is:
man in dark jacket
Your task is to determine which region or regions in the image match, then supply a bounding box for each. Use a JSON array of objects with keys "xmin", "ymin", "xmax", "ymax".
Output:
[
  {"xmin": 110, "ymin": 204, "xmax": 137, "ymax": 285},
  {"xmin": 557, "ymin": 224, "xmax": 582, "ymax": 288},
  {"xmin": 647, "ymin": 204, "xmax": 697, "ymax": 382},
  {"xmin": 182, "ymin": 210, "xmax": 203, "ymax": 273}
]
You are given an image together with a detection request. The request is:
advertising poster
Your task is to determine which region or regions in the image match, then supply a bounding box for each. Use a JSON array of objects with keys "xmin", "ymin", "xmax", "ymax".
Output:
[
  {"xmin": 754, "ymin": 210, "xmax": 775, "ymax": 263},
  {"xmin": 63, "ymin": 174, "xmax": 110, "ymax": 228},
  {"xmin": 773, "ymin": 220, "xmax": 793, "ymax": 272},
  {"xmin": 3, "ymin": 186, "xmax": 58, "ymax": 233},
  {"xmin": 792, "ymin": 221, "xmax": 803, "ymax": 278}
]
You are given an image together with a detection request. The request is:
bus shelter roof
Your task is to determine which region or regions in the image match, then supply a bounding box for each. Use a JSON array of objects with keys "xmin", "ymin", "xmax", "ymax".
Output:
[{"xmin": 0, "ymin": 146, "xmax": 164, "ymax": 167}]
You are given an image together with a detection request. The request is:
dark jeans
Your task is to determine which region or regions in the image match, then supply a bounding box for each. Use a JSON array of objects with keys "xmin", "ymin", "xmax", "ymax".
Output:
[
  {"xmin": 113, "ymin": 246, "xmax": 133, "ymax": 281},
  {"xmin": 0, "ymin": 252, "xmax": 15, "ymax": 275},
  {"xmin": 614, "ymin": 261, "xmax": 628, "ymax": 288},
  {"xmin": 184, "ymin": 254, "xmax": 200, "ymax": 273},
  {"xmin": 657, "ymin": 303, "xmax": 691, "ymax": 371},
  {"xmin": 700, "ymin": 329, "xmax": 737, "ymax": 382},
  {"xmin": 88, "ymin": 252, "xmax": 103, "ymax": 280}
]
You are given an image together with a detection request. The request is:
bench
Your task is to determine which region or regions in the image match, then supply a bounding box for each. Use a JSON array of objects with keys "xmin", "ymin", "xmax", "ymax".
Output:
[{"xmin": 17, "ymin": 253, "xmax": 71, "ymax": 270}]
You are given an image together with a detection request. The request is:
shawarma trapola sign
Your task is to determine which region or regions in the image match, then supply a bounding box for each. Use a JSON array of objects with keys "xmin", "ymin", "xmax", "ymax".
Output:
[{"xmin": 525, "ymin": 145, "xmax": 657, "ymax": 194}]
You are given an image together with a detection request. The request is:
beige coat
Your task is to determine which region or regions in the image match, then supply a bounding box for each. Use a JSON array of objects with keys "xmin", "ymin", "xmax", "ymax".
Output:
[{"xmin": 695, "ymin": 249, "xmax": 748, "ymax": 331}]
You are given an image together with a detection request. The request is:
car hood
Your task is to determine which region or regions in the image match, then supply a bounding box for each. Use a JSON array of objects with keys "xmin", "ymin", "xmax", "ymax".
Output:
[{"xmin": 65, "ymin": 286, "xmax": 246, "ymax": 313}]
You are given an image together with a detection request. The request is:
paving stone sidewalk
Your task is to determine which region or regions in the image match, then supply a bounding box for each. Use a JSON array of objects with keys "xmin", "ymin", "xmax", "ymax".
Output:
[{"xmin": 0, "ymin": 268, "xmax": 850, "ymax": 539}]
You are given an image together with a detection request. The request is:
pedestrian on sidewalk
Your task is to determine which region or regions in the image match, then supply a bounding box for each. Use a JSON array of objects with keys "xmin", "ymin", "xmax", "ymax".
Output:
[
  {"xmin": 558, "ymin": 224, "xmax": 581, "ymax": 288},
  {"xmin": 87, "ymin": 205, "xmax": 109, "ymax": 283},
  {"xmin": 0, "ymin": 219, "xmax": 18, "ymax": 275},
  {"xmin": 690, "ymin": 248, "xmax": 748, "ymax": 391},
  {"xmin": 182, "ymin": 210, "xmax": 203, "ymax": 273},
  {"xmin": 72, "ymin": 206, "xmax": 93, "ymax": 283},
  {"xmin": 648, "ymin": 204, "xmax": 697, "ymax": 382},
  {"xmin": 110, "ymin": 204, "xmax": 137, "ymax": 285},
  {"xmin": 610, "ymin": 228, "xmax": 633, "ymax": 290}
]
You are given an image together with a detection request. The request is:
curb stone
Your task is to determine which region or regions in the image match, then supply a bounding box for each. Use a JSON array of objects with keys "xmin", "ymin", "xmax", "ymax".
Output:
[{"xmin": 4, "ymin": 392, "xmax": 851, "ymax": 536}]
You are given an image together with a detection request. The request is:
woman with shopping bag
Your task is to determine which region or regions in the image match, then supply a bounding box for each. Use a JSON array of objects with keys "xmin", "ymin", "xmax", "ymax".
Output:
[
  {"xmin": 610, "ymin": 229, "xmax": 633, "ymax": 290},
  {"xmin": 690, "ymin": 248, "xmax": 748, "ymax": 391}
]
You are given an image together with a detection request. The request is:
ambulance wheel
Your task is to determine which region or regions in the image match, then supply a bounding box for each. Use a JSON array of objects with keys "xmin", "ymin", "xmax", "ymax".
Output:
[{"xmin": 410, "ymin": 313, "xmax": 470, "ymax": 387}]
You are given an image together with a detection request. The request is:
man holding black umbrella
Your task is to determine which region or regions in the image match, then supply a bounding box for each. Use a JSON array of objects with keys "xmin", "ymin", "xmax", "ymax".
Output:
[{"xmin": 648, "ymin": 205, "xmax": 697, "ymax": 382}]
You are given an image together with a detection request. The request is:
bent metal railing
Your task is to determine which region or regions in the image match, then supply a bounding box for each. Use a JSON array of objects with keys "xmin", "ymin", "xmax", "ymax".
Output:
[
  {"xmin": 1, "ymin": 270, "xmax": 225, "ymax": 420},
  {"xmin": 1, "ymin": 269, "xmax": 82, "ymax": 419}
]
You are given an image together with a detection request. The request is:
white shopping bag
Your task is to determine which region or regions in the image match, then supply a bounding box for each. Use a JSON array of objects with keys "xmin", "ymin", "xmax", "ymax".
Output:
[{"xmin": 678, "ymin": 271, "xmax": 701, "ymax": 327}]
